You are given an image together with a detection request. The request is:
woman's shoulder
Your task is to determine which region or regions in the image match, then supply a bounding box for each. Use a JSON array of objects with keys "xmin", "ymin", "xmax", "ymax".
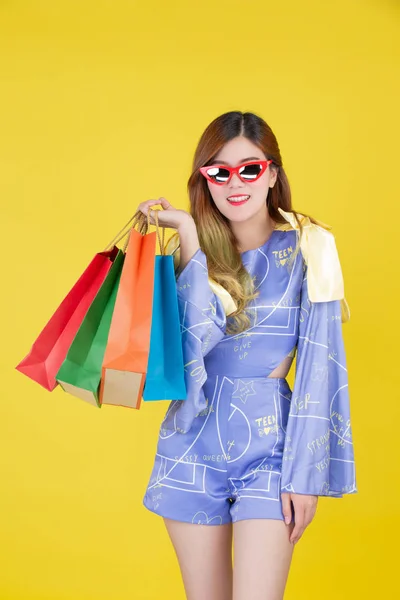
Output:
[
  {"xmin": 276, "ymin": 208, "xmax": 350, "ymax": 321},
  {"xmin": 276, "ymin": 207, "xmax": 333, "ymax": 233},
  {"xmin": 276, "ymin": 207, "xmax": 341, "ymax": 264}
]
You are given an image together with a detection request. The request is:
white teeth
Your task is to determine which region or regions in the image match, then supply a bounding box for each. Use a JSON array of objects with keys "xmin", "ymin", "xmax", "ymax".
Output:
[{"xmin": 227, "ymin": 195, "xmax": 250, "ymax": 202}]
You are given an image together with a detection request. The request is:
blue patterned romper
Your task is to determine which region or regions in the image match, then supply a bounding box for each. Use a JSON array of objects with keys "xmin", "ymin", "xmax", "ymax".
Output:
[{"xmin": 143, "ymin": 227, "xmax": 357, "ymax": 525}]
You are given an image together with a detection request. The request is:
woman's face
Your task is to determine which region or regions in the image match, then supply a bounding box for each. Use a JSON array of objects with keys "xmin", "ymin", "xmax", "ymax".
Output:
[{"xmin": 205, "ymin": 136, "xmax": 278, "ymax": 223}]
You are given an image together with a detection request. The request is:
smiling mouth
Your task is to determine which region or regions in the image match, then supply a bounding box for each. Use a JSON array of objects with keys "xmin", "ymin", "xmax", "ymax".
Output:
[{"xmin": 227, "ymin": 195, "xmax": 250, "ymax": 205}]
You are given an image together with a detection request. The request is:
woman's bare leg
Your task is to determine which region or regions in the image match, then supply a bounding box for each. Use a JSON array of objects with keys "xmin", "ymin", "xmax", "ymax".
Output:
[
  {"xmin": 164, "ymin": 517, "xmax": 233, "ymax": 600},
  {"xmin": 233, "ymin": 519, "xmax": 295, "ymax": 600}
]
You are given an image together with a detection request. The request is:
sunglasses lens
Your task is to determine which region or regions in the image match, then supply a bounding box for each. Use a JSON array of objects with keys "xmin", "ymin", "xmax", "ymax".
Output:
[
  {"xmin": 239, "ymin": 163, "xmax": 263, "ymax": 180},
  {"xmin": 205, "ymin": 167, "xmax": 231, "ymax": 183}
]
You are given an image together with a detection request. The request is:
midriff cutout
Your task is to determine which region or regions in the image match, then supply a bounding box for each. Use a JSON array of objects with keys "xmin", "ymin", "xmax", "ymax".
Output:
[{"xmin": 268, "ymin": 353, "xmax": 295, "ymax": 379}]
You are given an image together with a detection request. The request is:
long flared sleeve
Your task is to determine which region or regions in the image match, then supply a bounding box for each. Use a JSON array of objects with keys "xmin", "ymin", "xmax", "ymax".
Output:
[
  {"xmin": 280, "ymin": 259, "xmax": 357, "ymax": 497},
  {"xmin": 161, "ymin": 245, "xmax": 231, "ymax": 434}
]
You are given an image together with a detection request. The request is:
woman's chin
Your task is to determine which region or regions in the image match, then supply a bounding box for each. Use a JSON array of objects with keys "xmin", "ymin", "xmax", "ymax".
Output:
[{"xmin": 225, "ymin": 208, "xmax": 262, "ymax": 223}]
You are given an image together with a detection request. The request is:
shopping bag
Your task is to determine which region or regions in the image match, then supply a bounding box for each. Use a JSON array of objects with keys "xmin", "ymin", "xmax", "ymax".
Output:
[
  {"xmin": 99, "ymin": 213, "xmax": 157, "ymax": 409},
  {"xmin": 16, "ymin": 247, "xmax": 119, "ymax": 391},
  {"xmin": 55, "ymin": 249, "xmax": 125, "ymax": 407},
  {"xmin": 143, "ymin": 252, "xmax": 186, "ymax": 400}
]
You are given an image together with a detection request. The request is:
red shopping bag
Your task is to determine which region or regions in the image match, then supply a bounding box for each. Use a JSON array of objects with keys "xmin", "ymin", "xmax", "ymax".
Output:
[{"xmin": 16, "ymin": 247, "xmax": 119, "ymax": 391}]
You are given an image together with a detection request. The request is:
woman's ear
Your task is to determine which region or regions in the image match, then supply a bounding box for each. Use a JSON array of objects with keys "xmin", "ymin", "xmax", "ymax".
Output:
[{"xmin": 269, "ymin": 165, "xmax": 279, "ymax": 188}]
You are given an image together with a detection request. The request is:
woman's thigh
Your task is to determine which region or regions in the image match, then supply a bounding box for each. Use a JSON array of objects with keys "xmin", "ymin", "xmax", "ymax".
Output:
[
  {"xmin": 233, "ymin": 519, "xmax": 295, "ymax": 600},
  {"xmin": 164, "ymin": 517, "xmax": 233, "ymax": 600}
]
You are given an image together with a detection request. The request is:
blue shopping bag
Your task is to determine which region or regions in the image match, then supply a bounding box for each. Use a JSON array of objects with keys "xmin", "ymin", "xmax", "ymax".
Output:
[{"xmin": 143, "ymin": 254, "xmax": 186, "ymax": 401}]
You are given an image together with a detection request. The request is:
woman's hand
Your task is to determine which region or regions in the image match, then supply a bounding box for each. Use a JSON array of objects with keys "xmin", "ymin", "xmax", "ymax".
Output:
[
  {"xmin": 137, "ymin": 197, "xmax": 193, "ymax": 232},
  {"xmin": 281, "ymin": 492, "xmax": 318, "ymax": 545},
  {"xmin": 138, "ymin": 197, "xmax": 200, "ymax": 269}
]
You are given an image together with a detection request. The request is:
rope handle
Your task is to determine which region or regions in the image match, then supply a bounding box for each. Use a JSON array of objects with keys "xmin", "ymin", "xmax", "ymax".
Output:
[
  {"xmin": 104, "ymin": 208, "xmax": 166, "ymax": 255},
  {"xmin": 152, "ymin": 209, "xmax": 166, "ymax": 256}
]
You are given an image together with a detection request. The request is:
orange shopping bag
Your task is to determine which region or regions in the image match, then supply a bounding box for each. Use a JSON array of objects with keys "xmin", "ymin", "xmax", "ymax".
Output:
[{"xmin": 99, "ymin": 211, "xmax": 157, "ymax": 409}]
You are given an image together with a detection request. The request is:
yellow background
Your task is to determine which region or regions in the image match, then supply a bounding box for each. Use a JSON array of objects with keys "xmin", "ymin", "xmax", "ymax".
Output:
[{"xmin": 1, "ymin": 1, "xmax": 398, "ymax": 598}]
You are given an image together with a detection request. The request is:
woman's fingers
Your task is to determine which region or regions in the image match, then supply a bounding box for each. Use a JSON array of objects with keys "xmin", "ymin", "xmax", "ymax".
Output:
[
  {"xmin": 289, "ymin": 506, "xmax": 306, "ymax": 544},
  {"xmin": 137, "ymin": 197, "xmax": 174, "ymax": 216},
  {"xmin": 137, "ymin": 199, "xmax": 162, "ymax": 215},
  {"xmin": 288, "ymin": 494, "xmax": 318, "ymax": 544},
  {"xmin": 281, "ymin": 493, "xmax": 292, "ymax": 526},
  {"xmin": 158, "ymin": 196, "xmax": 173, "ymax": 210},
  {"xmin": 135, "ymin": 197, "xmax": 192, "ymax": 231}
]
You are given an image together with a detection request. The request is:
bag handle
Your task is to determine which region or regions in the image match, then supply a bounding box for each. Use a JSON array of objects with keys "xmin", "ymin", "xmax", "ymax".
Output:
[
  {"xmin": 104, "ymin": 209, "xmax": 166, "ymax": 255},
  {"xmin": 104, "ymin": 211, "xmax": 145, "ymax": 250},
  {"xmin": 151, "ymin": 209, "xmax": 166, "ymax": 256}
]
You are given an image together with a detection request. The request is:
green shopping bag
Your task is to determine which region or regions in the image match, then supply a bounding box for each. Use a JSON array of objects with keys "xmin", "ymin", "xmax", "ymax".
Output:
[{"xmin": 56, "ymin": 249, "xmax": 125, "ymax": 407}]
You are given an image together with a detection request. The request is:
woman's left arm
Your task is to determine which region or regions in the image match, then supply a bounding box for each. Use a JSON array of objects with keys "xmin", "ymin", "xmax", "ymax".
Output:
[{"xmin": 280, "ymin": 256, "xmax": 357, "ymax": 543}]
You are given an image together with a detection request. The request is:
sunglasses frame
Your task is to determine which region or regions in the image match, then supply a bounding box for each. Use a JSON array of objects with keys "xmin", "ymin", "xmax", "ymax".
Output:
[{"xmin": 199, "ymin": 159, "xmax": 273, "ymax": 186}]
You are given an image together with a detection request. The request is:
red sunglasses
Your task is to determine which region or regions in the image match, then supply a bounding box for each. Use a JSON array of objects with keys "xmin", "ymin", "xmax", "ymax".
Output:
[{"xmin": 199, "ymin": 159, "xmax": 273, "ymax": 185}]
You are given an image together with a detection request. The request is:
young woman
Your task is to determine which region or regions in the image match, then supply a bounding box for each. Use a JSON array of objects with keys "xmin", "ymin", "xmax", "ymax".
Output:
[{"xmin": 138, "ymin": 111, "xmax": 357, "ymax": 600}]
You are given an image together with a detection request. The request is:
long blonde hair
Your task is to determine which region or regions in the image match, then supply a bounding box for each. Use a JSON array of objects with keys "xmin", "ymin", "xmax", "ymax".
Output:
[{"xmin": 179, "ymin": 111, "xmax": 321, "ymax": 335}]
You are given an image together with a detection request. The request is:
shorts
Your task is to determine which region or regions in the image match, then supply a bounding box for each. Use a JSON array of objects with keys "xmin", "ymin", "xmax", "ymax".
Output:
[{"xmin": 143, "ymin": 375, "xmax": 294, "ymax": 525}]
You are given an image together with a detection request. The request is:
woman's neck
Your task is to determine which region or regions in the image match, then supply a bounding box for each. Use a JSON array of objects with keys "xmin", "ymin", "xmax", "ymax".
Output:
[{"xmin": 230, "ymin": 207, "xmax": 276, "ymax": 254}]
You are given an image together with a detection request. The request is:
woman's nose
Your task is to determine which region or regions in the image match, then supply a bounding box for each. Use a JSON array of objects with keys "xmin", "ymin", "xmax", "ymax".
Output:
[{"xmin": 229, "ymin": 172, "xmax": 244, "ymax": 186}]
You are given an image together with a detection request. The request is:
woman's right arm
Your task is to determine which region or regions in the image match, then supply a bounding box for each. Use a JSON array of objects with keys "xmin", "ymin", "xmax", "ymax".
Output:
[
  {"xmin": 176, "ymin": 215, "xmax": 200, "ymax": 273},
  {"xmin": 137, "ymin": 198, "xmax": 229, "ymax": 433},
  {"xmin": 137, "ymin": 197, "xmax": 228, "ymax": 355}
]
